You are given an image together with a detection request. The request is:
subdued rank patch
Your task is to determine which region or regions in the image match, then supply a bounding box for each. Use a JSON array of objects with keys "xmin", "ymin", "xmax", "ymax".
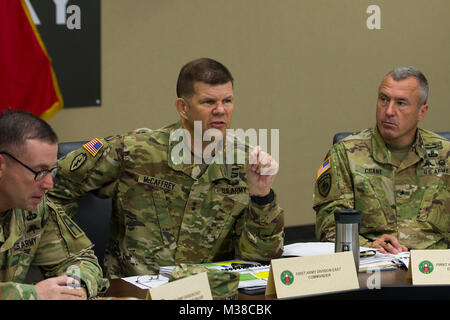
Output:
[
  {"xmin": 25, "ymin": 212, "xmax": 38, "ymax": 221},
  {"xmin": 70, "ymin": 153, "xmax": 87, "ymax": 171},
  {"xmin": 231, "ymin": 166, "xmax": 240, "ymax": 179},
  {"xmin": 317, "ymin": 173, "xmax": 332, "ymax": 197},
  {"xmin": 138, "ymin": 175, "xmax": 177, "ymax": 191},
  {"xmin": 59, "ymin": 213, "xmax": 84, "ymax": 239}
]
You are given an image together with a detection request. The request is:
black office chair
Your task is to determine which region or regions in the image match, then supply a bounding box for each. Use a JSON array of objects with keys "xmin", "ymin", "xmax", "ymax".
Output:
[
  {"xmin": 57, "ymin": 141, "xmax": 112, "ymax": 268},
  {"xmin": 333, "ymin": 131, "xmax": 450, "ymax": 144}
]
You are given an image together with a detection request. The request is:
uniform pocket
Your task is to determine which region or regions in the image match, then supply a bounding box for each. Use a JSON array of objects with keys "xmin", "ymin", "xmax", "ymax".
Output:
[
  {"xmin": 13, "ymin": 252, "xmax": 34, "ymax": 283},
  {"xmin": 419, "ymin": 174, "xmax": 450, "ymax": 233},
  {"xmin": 118, "ymin": 181, "xmax": 167, "ymax": 255},
  {"xmin": 354, "ymin": 174, "xmax": 390, "ymax": 228}
]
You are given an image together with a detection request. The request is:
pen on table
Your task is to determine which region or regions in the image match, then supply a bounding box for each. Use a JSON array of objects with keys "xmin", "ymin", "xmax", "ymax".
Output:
[
  {"xmin": 358, "ymin": 266, "xmax": 397, "ymax": 273},
  {"xmin": 231, "ymin": 263, "xmax": 259, "ymax": 269}
]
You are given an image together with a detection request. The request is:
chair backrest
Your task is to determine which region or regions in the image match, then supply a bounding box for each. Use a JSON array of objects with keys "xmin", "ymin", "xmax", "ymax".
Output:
[
  {"xmin": 333, "ymin": 131, "xmax": 450, "ymax": 144},
  {"xmin": 57, "ymin": 141, "xmax": 111, "ymax": 268}
]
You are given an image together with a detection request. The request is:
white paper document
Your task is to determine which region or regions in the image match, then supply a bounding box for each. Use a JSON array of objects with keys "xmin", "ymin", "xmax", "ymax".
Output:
[
  {"xmin": 360, "ymin": 251, "xmax": 410, "ymax": 271},
  {"xmin": 122, "ymin": 274, "xmax": 170, "ymax": 289},
  {"xmin": 282, "ymin": 242, "xmax": 375, "ymax": 257},
  {"xmin": 282, "ymin": 242, "xmax": 409, "ymax": 272}
]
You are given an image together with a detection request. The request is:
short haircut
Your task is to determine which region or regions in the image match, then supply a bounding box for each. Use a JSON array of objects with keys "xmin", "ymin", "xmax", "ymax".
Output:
[
  {"xmin": 385, "ymin": 66, "xmax": 429, "ymax": 106},
  {"xmin": 0, "ymin": 109, "xmax": 58, "ymax": 152},
  {"xmin": 176, "ymin": 58, "xmax": 234, "ymax": 99}
]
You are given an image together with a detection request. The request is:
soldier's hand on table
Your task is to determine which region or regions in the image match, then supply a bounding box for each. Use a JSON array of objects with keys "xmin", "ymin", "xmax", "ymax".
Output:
[
  {"xmin": 247, "ymin": 146, "xmax": 279, "ymax": 197},
  {"xmin": 35, "ymin": 275, "xmax": 87, "ymax": 300},
  {"xmin": 371, "ymin": 234, "xmax": 408, "ymax": 254}
]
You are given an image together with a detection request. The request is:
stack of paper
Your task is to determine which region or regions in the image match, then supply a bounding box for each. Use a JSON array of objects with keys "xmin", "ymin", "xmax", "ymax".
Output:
[
  {"xmin": 126, "ymin": 260, "xmax": 270, "ymax": 291},
  {"xmin": 359, "ymin": 251, "xmax": 410, "ymax": 272},
  {"xmin": 123, "ymin": 244, "xmax": 411, "ymax": 291},
  {"xmin": 282, "ymin": 242, "xmax": 375, "ymax": 257},
  {"xmin": 282, "ymin": 242, "xmax": 409, "ymax": 273}
]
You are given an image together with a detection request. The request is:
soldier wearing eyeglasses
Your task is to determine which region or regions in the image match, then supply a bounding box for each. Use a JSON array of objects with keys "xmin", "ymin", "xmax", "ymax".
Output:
[{"xmin": 0, "ymin": 110, "xmax": 108, "ymax": 300}]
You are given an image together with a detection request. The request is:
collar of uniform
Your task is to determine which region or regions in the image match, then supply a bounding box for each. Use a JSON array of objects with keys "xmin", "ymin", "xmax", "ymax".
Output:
[
  {"xmin": 413, "ymin": 128, "xmax": 427, "ymax": 159},
  {"xmin": 0, "ymin": 209, "xmax": 11, "ymax": 244},
  {"xmin": 371, "ymin": 126, "xmax": 425, "ymax": 166},
  {"xmin": 166, "ymin": 121, "xmax": 234, "ymax": 182},
  {"xmin": 0, "ymin": 208, "xmax": 22, "ymax": 253},
  {"xmin": 371, "ymin": 126, "xmax": 391, "ymax": 164}
]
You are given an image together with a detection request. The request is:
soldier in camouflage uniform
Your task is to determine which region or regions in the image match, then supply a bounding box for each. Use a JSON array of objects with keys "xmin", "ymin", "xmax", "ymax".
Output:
[
  {"xmin": 169, "ymin": 264, "xmax": 240, "ymax": 300},
  {"xmin": 314, "ymin": 66, "xmax": 449, "ymax": 253},
  {"xmin": 0, "ymin": 110, "xmax": 108, "ymax": 299},
  {"xmin": 49, "ymin": 58, "xmax": 284, "ymax": 278}
]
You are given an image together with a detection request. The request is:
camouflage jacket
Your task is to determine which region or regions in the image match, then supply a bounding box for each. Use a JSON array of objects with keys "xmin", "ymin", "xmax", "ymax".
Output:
[
  {"xmin": 0, "ymin": 196, "xmax": 108, "ymax": 299},
  {"xmin": 314, "ymin": 127, "xmax": 449, "ymax": 249},
  {"xmin": 49, "ymin": 122, "xmax": 284, "ymax": 278}
]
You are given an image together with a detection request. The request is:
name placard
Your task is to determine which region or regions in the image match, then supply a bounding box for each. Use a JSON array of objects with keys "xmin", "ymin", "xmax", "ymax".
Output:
[
  {"xmin": 410, "ymin": 250, "xmax": 450, "ymax": 285},
  {"xmin": 266, "ymin": 252, "xmax": 359, "ymax": 298},
  {"xmin": 147, "ymin": 272, "xmax": 213, "ymax": 300}
]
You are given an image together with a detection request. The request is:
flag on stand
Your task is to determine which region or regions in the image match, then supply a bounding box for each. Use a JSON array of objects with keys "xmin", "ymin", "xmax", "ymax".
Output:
[{"xmin": 0, "ymin": 0, "xmax": 63, "ymax": 120}]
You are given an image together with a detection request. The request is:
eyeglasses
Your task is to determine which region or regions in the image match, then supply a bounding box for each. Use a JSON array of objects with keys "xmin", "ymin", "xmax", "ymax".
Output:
[
  {"xmin": 135, "ymin": 275, "xmax": 161, "ymax": 288},
  {"xmin": 0, "ymin": 151, "xmax": 57, "ymax": 181}
]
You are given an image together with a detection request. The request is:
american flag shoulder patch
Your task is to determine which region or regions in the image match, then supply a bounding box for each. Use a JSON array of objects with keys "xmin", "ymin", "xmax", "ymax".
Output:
[
  {"xmin": 316, "ymin": 157, "xmax": 331, "ymax": 179},
  {"xmin": 83, "ymin": 138, "xmax": 104, "ymax": 157}
]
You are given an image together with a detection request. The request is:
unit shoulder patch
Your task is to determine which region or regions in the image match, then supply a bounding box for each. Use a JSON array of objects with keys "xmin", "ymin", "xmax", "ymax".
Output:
[
  {"xmin": 70, "ymin": 153, "xmax": 87, "ymax": 171},
  {"xmin": 317, "ymin": 172, "xmax": 332, "ymax": 197}
]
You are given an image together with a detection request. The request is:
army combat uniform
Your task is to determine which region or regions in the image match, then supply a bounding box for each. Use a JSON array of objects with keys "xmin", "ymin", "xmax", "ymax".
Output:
[
  {"xmin": 0, "ymin": 196, "xmax": 108, "ymax": 299},
  {"xmin": 49, "ymin": 122, "xmax": 284, "ymax": 278},
  {"xmin": 314, "ymin": 127, "xmax": 449, "ymax": 249}
]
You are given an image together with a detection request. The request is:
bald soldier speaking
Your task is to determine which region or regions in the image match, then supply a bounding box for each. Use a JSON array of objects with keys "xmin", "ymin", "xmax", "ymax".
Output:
[
  {"xmin": 314, "ymin": 66, "xmax": 449, "ymax": 254},
  {"xmin": 49, "ymin": 58, "xmax": 284, "ymax": 278}
]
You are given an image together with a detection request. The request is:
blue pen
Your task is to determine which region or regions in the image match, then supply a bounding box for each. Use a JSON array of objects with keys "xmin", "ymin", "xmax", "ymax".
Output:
[{"xmin": 358, "ymin": 266, "xmax": 397, "ymax": 273}]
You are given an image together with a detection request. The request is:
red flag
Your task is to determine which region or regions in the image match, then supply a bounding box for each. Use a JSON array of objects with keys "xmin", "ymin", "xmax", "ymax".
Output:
[{"xmin": 0, "ymin": 0, "xmax": 63, "ymax": 120}]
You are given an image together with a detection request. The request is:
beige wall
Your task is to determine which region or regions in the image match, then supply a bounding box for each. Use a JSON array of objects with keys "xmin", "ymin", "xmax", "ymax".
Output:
[{"xmin": 48, "ymin": 0, "xmax": 450, "ymax": 228}]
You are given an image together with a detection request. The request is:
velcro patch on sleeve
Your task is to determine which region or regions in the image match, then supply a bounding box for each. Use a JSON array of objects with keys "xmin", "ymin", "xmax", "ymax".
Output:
[
  {"xmin": 316, "ymin": 157, "xmax": 330, "ymax": 179},
  {"xmin": 59, "ymin": 213, "xmax": 85, "ymax": 239},
  {"xmin": 83, "ymin": 138, "xmax": 104, "ymax": 157}
]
